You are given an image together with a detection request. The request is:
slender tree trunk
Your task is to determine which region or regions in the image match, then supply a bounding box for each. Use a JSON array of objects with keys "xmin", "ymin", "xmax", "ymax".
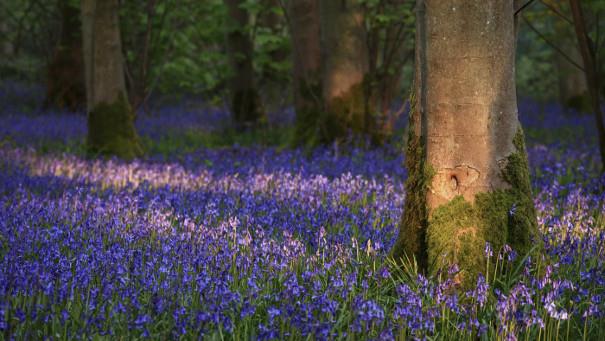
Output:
[
  {"xmin": 258, "ymin": 0, "xmax": 290, "ymax": 112},
  {"xmin": 552, "ymin": 19, "xmax": 590, "ymax": 112},
  {"xmin": 45, "ymin": 0, "xmax": 85, "ymax": 111},
  {"xmin": 366, "ymin": 0, "xmax": 411, "ymax": 144},
  {"xmin": 81, "ymin": 0, "xmax": 142, "ymax": 159},
  {"xmin": 289, "ymin": 0, "xmax": 322, "ymax": 145},
  {"xmin": 320, "ymin": 0, "xmax": 369, "ymax": 143},
  {"xmin": 81, "ymin": 0, "xmax": 94, "ymax": 114},
  {"xmin": 0, "ymin": 21, "xmax": 13, "ymax": 57},
  {"xmin": 555, "ymin": 44, "xmax": 589, "ymax": 112},
  {"xmin": 224, "ymin": 0, "xmax": 265, "ymax": 130},
  {"xmin": 569, "ymin": 0, "xmax": 605, "ymax": 171},
  {"xmin": 392, "ymin": 0, "xmax": 537, "ymax": 284}
]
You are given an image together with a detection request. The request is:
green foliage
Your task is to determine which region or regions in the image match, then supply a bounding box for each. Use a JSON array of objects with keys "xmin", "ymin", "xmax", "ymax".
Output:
[
  {"xmin": 118, "ymin": 0, "xmax": 291, "ymax": 106},
  {"xmin": 120, "ymin": 0, "xmax": 230, "ymax": 104},
  {"xmin": 0, "ymin": 0, "xmax": 61, "ymax": 81}
]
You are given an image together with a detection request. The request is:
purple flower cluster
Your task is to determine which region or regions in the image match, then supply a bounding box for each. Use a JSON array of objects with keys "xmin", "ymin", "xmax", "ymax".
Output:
[{"xmin": 1, "ymin": 100, "xmax": 604, "ymax": 339}]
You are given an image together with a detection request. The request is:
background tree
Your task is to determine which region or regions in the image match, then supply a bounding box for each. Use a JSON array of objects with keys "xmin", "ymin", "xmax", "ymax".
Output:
[
  {"xmin": 319, "ymin": 0, "xmax": 369, "ymax": 144},
  {"xmin": 569, "ymin": 0, "xmax": 605, "ymax": 171},
  {"xmin": 224, "ymin": 0, "xmax": 265, "ymax": 130},
  {"xmin": 288, "ymin": 0, "xmax": 322, "ymax": 146},
  {"xmin": 256, "ymin": 0, "xmax": 290, "ymax": 111},
  {"xmin": 81, "ymin": 0, "xmax": 142, "ymax": 159},
  {"xmin": 363, "ymin": 0, "xmax": 414, "ymax": 143},
  {"xmin": 553, "ymin": 21, "xmax": 590, "ymax": 112},
  {"xmin": 391, "ymin": 0, "xmax": 537, "ymax": 283},
  {"xmin": 45, "ymin": 0, "xmax": 85, "ymax": 111}
]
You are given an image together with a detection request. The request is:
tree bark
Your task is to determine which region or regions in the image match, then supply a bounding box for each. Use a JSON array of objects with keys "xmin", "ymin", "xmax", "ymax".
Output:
[
  {"xmin": 224, "ymin": 0, "xmax": 265, "ymax": 130},
  {"xmin": 289, "ymin": 0, "xmax": 322, "ymax": 145},
  {"xmin": 555, "ymin": 42, "xmax": 589, "ymax": 112},
  {"xmin": 320, "ymin": 0, "xmax": 369, "ymax": 143},
  {"xmin": 392, "ymin": 0, "xmax": 537, "ymax": 283},
  {"xmin": 45, "ymin": 0, "xmax": 85, "ymax": 111},
  {"xmin": 569, "ymin": 0, "xmax": 605, "ymax": 171},
  {"xmin": 257, "ymin": 0, "xmax": 290, "ymax": 112},
  {"xmin": 81, "ymin": 0, "xmax": 142, "ymax": 159},
  {"xmin": 0, "ymin": 21, "xmax": 13, "ymax": 57},
  {"xmin": 551, "ymin": 17, "xmax": 590, "ymax": 112},
  {"xmin": 366, "ymin": 0, "xmax": 412, "ymax": 144}
]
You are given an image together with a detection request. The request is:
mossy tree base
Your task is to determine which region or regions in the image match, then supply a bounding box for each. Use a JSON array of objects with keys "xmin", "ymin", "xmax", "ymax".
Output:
[
  {"xmin": 393, "ymin": 128, "xmax": 538, "ymax": 286},
  {"xmin": 87, "ymin": 94, "xmax": 143, "ymax": 160},
  {"xmin": 391, "ymin": 124, "xmax": 432, "ymax": 270}
]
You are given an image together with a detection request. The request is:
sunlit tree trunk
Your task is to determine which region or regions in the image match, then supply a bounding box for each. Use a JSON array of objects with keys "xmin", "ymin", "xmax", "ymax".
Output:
[
  {"xmin": 81, "ymin": 0, "xmax": 142, "ymax": 159},
  {"xmin": 224, "ymin": 0, "xmax": 265, "ymax": 130},
  {"xmin": 320, "ymin": 0, "xmax": 369, "ymax": 143},
  {"xmin": 45, "ymin": 0, "xmax": 85, "ymax": 111},
  {"xmin": 392, "ymin": 0, "xmax": 537, "ymax": 283},
  {"xmin": 569, "ymin": 0, "xmax": 605, "ymax": 171},
  {"xmin": 289, "ymin": 0, "xmax": 322, "ymax": 145}
]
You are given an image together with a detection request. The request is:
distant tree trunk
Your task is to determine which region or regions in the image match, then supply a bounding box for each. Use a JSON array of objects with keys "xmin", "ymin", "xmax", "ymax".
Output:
[
  {"xmin": 81, "ymin": 0, "xmax": 142, "ymax": 159},
  {"xmin": 45, "ymin": 0, "xmax": 85, "ymax": 111},
  {"xmin": 365, "ymin": 0, "xmax": 412, "ymax": 144},
  {"xmin": 320, "ymin": 0, "xmax": 369, "ymax": 143},
  {"xmin": 569, "ymin": 0, "xmax": 605, "ymax": 171},
  {"xmin": 391, "ymin": 0, "xmax": 537, "ymax": 284},
  {"xmin": 1, "ymin": 21, "xmax": 13, "ymax": 57},
  {"xmin": 552, "ymin": 21, "xmax": 590, "ymax": 112},
  {"xmin": 224, "ymin": 0, "xmax": 265, "ymax": 130},
  {"xmin": 289, "ymin": 0, "xmax": 322, "ymax": 145}
]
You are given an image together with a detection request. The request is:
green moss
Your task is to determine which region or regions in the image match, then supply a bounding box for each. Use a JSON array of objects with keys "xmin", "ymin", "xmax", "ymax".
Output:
[
  {"xmin": 87, "ymin": 94, "xmax": 143, "ymax": 160},
  {"xmin": 391, "ymin": 90, "xmax": 433, "ymax": 269},
  {"xmin": 426, "ymin": 128, "xmax": 538, "ymax": 284}
]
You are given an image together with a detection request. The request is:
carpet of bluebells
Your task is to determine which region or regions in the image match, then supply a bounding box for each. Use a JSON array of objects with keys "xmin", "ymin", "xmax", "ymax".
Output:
[{"xmin": 1, "ymin": 83, "xmax": 604, "ymax": 340}]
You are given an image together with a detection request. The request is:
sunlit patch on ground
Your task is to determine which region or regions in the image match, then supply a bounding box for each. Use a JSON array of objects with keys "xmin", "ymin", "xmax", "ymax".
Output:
[{"xmin": 0, "ymin": 102, "xmax": 604, "ymax": 339}]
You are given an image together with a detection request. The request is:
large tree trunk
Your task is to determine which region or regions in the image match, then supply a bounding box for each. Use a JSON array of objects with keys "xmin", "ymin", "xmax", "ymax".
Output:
[
  {"xmin": 224, "ymin": 0, "xmax": 265, "ymax": 130},
  {"xmin": 320, "ymin": 0, "xmax": 369, "ymax": 143},
  {"xmin": 289, "ymin": 0, "xmax": 322, "ymax": 145},
  {"xmin": 392, "ymin": 0, "xmax": 537, "ymax": 283},
  {"xmin": 569, "ymin": 0, "xmax": 605, "ymax": 171},
  {"xmin": 45, "ymin": 0, "xmax": 85, "ymax": 111},
  {"xmin": 81, "ymin": 0, "xmax": 142, "ymax": 159}
]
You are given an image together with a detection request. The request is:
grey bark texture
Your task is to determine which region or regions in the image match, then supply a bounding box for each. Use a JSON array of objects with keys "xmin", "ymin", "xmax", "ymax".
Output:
[
  {"xmin": 392, "ymin": 0, "xmax": 537, "ymax": 284},
  {"xmin": 81, "ymin": 0, "xmax": 142, "ymax": 159}
]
